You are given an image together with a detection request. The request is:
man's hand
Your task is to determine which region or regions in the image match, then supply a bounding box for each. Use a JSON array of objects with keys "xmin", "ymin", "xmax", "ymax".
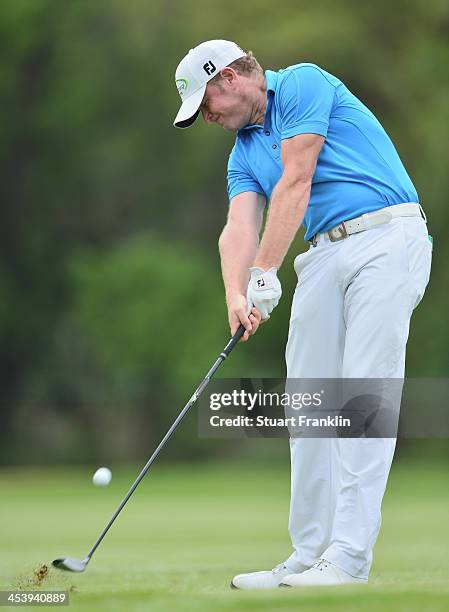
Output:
[
  {"xmin": 247, "ymin": 267, "xmax": 282, "ymax": 320},
  {"xmin": 227, "ymin": 294, "xmax": 262, "ymax": 342}
]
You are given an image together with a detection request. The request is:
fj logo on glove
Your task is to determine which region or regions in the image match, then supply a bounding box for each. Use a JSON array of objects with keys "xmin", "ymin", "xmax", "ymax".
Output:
[{"xmin": 247, "ymin": 267, "xmax": 282, "ymax": 320}]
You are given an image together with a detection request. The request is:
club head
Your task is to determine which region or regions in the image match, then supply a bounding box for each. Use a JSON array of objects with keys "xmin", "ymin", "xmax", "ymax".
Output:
[{"xmin": 52, "ymin": 557, "xmax": 89, "ymax": 572}]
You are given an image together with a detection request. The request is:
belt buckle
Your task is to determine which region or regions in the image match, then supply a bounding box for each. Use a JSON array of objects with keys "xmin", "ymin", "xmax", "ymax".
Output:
[{"xmin": 328, "ymin": 222, "xmax": 348, "ymax": 242}]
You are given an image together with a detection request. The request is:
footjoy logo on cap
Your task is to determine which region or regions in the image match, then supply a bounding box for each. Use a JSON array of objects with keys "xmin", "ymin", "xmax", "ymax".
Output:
[
  {"xmin": 203, "ymin": 61, "xmax": 217, "ymax": 76},
  {"xmin": 176, "ymin": 78, "xmax": 188, "ymax": 96}
]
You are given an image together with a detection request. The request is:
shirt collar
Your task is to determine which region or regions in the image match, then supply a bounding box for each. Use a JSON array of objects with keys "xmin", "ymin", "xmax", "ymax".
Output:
[
  {"xmin": 265, "ymin": 69, "xmax": 278, "ymax": 94},
  {"xmin": 239, "ymin": 69, "xmax": 278, "ymax": 132}
]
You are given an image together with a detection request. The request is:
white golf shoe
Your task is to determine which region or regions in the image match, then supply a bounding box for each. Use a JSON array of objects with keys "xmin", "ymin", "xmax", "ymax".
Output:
[
  {"xmin": 280, "ymin": 559, "xmax": 368, "ymax": 587},
  {"xmin": 231, "ymin": 562, "xmax": 295, "ymax": 590}
]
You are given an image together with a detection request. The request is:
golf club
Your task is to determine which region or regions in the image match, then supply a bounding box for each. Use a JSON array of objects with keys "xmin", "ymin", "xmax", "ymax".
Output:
[{"xmin": 53, "ymin": 323, "xmax": 246, "ymax": 572}]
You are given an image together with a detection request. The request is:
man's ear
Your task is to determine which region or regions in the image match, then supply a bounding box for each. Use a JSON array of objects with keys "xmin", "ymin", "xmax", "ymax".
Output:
[{"xmin": 220, "ymin": 67, "xmax": 238, "ymax": 87}]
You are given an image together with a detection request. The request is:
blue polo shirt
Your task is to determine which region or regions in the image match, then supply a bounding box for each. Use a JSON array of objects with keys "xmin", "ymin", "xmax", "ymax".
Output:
[{"xmin": 227, "ymin": 64, "xmax": 419, "ymax": 240}]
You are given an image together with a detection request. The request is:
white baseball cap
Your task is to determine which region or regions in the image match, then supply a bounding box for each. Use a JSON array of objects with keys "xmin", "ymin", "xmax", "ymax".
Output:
[{"xmin": 173, "ymin": 40, "xmax": 246, "ymax": 129}]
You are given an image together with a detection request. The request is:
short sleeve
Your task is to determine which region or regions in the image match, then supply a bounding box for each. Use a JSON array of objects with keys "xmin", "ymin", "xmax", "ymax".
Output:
[
  {"xmin": 277, "ymin": 66, "xmax": 336, "ymax": 140},
  {"xmin": 227, "ymin": 143, "xmax": 265, "ymax": 201}
]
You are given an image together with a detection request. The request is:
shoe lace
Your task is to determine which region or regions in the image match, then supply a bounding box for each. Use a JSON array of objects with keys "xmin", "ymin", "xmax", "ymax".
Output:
[
  {"xmin": 271, "ymin": 563, "xmax": 287, "ymax": 574},
  {"xmin": 312, "ymin": 559, "xmax": 329, "ymax": 572}
]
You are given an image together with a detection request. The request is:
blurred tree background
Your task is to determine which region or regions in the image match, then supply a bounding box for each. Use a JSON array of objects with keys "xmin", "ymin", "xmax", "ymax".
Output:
[{"xmin": 1, "ymin": 0, "xmax": 448, "ymax": 465}]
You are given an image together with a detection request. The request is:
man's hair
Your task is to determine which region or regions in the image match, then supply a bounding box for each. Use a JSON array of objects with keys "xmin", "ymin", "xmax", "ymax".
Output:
[{"xmin": 210, "ymin": 50, "xmax": 263, "ymax": 85}]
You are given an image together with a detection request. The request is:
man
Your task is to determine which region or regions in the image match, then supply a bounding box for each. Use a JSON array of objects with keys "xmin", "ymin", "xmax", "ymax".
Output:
[{"xmin": 173, "ymin": 40, "xmax": 432, "ymax": 587}]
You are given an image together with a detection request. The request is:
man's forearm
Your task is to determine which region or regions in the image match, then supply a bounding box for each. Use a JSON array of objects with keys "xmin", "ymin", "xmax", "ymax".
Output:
[
  {"xmin": 219, "ymin": 221, "xmax": 259, "ymax": 303},
  {"xmin": 254, "ymin": 177, "xmax": 311, "ymax": 270}
]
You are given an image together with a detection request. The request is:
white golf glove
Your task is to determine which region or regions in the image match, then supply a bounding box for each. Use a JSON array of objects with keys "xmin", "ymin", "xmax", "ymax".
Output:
[{"xmin": 247, "ymin": 267, "xmax": 282, "ymax": 320}]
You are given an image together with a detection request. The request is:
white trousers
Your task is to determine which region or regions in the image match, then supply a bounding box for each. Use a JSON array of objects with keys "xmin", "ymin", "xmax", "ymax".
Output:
[{"xmin": 284, "ymin": 216, "xmax": 432, "ymax": 579}]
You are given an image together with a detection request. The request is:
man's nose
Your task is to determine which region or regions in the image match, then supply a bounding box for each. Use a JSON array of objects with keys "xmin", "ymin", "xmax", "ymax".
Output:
[{"xmin": 201, "ymin": 108, "xmax": 214, "ymax": 123}]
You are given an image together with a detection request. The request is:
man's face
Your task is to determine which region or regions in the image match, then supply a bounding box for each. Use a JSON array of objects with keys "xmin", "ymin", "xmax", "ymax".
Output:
[{"xmin": 199, "ymin": 79, "xmax": 251, "ymax": 132}]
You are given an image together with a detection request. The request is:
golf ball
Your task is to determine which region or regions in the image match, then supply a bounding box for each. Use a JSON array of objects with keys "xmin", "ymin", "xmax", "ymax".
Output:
[{"xmin": 92, "ymin": 467, "xmax": 112, "ymax": 487}]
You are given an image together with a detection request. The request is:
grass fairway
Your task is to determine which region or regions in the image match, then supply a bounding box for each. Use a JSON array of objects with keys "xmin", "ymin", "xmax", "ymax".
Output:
[{"xmin": 1, "ymin": 457, "xmax": 448, "ymax": 611}]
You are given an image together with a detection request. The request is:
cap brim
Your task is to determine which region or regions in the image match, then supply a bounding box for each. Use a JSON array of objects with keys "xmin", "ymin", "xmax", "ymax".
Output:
[{"xmin": 173, "ymin": 85, "xmax": 206, "ymax": 129}]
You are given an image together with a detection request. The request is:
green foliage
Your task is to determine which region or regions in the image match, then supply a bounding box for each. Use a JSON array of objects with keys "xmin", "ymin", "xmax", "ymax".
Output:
[
  {"xmin": 0, "ymin": 0, "xmax": 448, "ymax": 462},
  {"xmin": 68, "ymin": 236, "xmax": 226, "ymax": 390}
]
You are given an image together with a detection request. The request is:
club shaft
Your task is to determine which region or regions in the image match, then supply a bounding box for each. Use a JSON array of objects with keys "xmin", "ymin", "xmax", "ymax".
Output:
[{"xmin": 86, "ymin": 324, "xmax": 245, "ymax": 561}]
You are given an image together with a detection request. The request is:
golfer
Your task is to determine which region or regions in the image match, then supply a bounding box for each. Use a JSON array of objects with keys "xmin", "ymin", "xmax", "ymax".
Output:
[{"xmin": 173, "ymin": 40, "xmax": 432, "ymax": 587}]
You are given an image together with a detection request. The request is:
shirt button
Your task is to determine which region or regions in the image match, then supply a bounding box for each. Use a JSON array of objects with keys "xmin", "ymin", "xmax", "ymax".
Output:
[
  {"xmin": 272, "ymin": 144, "xmax": 277, "ymax": 149},
  {"xmin": 265, "ymin": 130, "xmax": 270, "ymax": 136}
]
